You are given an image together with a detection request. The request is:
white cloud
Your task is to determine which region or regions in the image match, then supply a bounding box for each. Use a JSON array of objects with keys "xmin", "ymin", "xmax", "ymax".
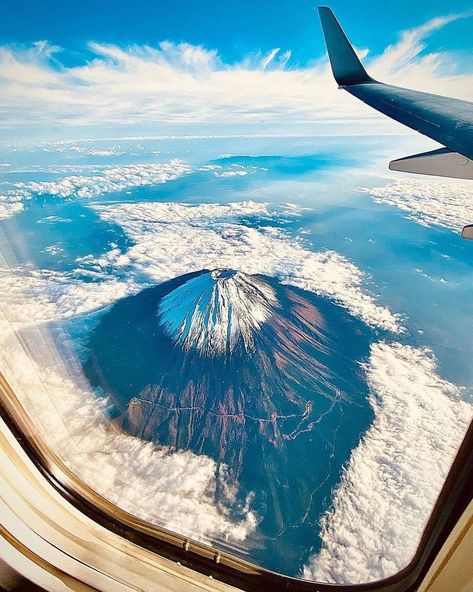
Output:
[
  {"xmin": 359, "ymin": 176, "xmax": 473, "ymax": 231},
  {"xmin": 0, "ymin": 14, "xmax": 471, "ymax": 138},
  {"xmin": 67, "ymin": 146, "xmax": 125, "ymax": 156},
  {"xmin": 91, "ymin": 200, "xmax": 402, "ymax": 332},
  {"xmin": 2, "ymin": 198, "xmax": 400, "ymax": 332},
  {"xmin": 303, "ymin": 341, "xmax": 472, "ymax": 584},
  {"xmin": 19, "ymin": 160, "xmax": 189, "ymax": 198},
  {"xmin": 0, "ymin": 265, "xmax": 136, "ymax": 332},
  {"xmin": 214, "ymin": 169, "xmax": 249, "ymax": 177},
  {"xmin": 0, "ymin": 193, "xmax": 26, "ymax": 219},
  {"xmin": 0, "ymin": 41, "xmax": 61, "ymax": 85},
  {"xmin": 0, "ymin": 160, "xmax": 189, "ymax": 220},
  {"xmin": 369, "ymin": 13, "xmax": 473, "ymax": 98}
]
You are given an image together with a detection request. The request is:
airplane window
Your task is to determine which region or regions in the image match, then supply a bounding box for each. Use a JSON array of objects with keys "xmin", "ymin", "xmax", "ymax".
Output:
[{"xmin": 0, "ymin": 4, "xmax": 472, "ymax": 589}]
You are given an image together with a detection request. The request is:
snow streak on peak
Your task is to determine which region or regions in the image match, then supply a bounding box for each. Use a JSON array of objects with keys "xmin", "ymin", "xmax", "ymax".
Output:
[{"xmin": 158, "ymin": 269, "xmax": 278, "ymax": 356}]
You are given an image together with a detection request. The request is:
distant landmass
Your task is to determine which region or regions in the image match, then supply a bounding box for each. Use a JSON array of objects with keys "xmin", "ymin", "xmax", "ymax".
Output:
[{"xmin": 84, "ymin": 269, "xmax": 375, "ymax": 573}]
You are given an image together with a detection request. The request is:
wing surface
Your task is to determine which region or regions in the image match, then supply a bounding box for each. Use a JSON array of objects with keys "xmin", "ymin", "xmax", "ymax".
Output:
[{"xmin": 318, "ymin": 7, "xmax": 473, "ymax": 163}]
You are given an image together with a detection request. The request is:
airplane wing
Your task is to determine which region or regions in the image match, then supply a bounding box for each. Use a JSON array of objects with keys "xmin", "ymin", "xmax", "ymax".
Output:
[{"xmin": 318, "ymin": 6, "xmax": 473, "ymax": 181}]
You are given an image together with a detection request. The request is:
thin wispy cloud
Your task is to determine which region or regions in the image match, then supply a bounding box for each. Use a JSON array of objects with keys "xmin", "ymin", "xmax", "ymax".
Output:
[
  {"xmin": 369, "ymin": 11, "xmax": 473, "ymax": 88},
  {"xmin": 0, "ymin": 13, "xmax": 472, "ymax": 139}
]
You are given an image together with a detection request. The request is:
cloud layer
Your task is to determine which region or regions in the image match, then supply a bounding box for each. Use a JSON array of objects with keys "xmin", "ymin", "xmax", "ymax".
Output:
[
  {"xmin": 1, "ymin": 198, "xmax": 401, "ymax": 332},
  {"xmin": 359, "ymin": 176, "xmax": 473, "ymax": 232},
  {"xmin": 91, "ymin": 200, "xmax": 402, "ymax": 332},
  {"xmin": 0, "ymin": 160, "xmax": 189, "ymax": 220},
  {"xmin": 304, "ymin": 341, "xmax": 472, "ymax": 583},
  {"xmin": 0, "ymin": 14, "xmax": 472, "ymax": 138}
]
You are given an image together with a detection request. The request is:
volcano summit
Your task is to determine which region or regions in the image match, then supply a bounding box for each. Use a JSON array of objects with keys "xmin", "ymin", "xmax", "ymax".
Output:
[
  {"xmin": 158, "ymin": 269, "xmax": 278, "ymax": 356},
  {"xmin": 85, "ymin": 269, "xmax": 375, "ymax": 573}
]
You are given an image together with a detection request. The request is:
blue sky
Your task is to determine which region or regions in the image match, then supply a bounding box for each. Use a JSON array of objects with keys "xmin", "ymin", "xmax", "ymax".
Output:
[
  {"xmin": 1, "ymin": 0, "xmax": 473, "ymax": 65},
  {"xmin": 0, "ymin": 1, "xmax": 472, "ymax": 141}
]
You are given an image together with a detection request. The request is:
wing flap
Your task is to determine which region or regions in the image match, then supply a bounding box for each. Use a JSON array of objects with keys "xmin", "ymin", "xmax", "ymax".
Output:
[{"xmin": 389, "ymin": 148, "xmax": 473, "ymax": 180}]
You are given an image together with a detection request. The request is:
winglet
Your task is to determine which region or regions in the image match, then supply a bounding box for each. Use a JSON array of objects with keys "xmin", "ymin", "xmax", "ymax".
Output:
[{"xmin": 318, "ymin": 7, "xmax": 373, "ymax": 86}]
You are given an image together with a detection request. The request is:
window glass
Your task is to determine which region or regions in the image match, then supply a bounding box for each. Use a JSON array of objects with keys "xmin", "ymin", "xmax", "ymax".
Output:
[
  {"xmin": 1, "ymin": 135, "xmax": 471, "ymax": 584},
  {"xmin": 0, "ymin": 5, "xmax": 472, "ymax": 584}
]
